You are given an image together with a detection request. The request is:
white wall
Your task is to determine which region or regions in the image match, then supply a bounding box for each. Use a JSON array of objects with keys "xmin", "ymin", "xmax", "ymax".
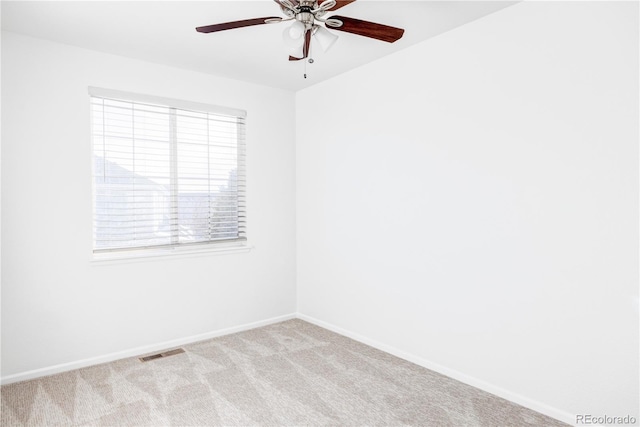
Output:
[
  {"xmin": 297, "ymin": 1, "xmax": 638, "ymax": 423},
  {"xmin": 1, "ymin": 32, "xmax": 297, "ymax": 378}
]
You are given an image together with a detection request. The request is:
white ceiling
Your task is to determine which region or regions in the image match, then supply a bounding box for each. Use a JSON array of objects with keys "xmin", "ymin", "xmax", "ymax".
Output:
[{"xmin": 1, "ymin": 1, "xmax": 517, "ymax": 91}]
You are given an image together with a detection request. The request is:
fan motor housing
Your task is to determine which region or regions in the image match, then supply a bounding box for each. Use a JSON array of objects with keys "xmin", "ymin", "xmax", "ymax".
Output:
[{"xmin": 296, "ymin": 10, "xmax": 315, "ymax": 28}]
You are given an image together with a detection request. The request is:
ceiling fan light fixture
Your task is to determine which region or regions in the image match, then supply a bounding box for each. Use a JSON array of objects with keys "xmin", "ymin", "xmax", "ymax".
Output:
[
  {"xmin": 196, "ymin": 0, "xmax": 406, "ymax": 64},
  {"xmin": 282, "ymin": 21, "xmax": 306, "ymax": 48},
  {"xmin": 314, "ymin": 26, "xmax": 339, "ymax": 52}
]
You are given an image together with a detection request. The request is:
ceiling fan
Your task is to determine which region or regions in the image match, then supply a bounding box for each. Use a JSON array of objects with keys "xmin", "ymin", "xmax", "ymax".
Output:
[{"xmin": 196, "ymin": 0, "xmax": 405, "ymax": 62}]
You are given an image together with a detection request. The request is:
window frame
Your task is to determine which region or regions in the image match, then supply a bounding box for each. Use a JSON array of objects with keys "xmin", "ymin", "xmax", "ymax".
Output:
[{"xmin": 88, "ymin": 87, "xmax": 249, "ymax": 261}]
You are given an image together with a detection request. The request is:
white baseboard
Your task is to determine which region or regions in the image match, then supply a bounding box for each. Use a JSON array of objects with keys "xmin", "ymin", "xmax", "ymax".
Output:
[
  {"xmin": 296, "ymin": 313, "xmax": 576, "ymax": 427},
  {"xmin": 0, "ymin": 313, "xmax": 296, "ymax": 385}
]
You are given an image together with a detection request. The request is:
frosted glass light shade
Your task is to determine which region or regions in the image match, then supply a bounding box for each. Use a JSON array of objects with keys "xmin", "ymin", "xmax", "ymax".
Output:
[
  {"xmin": 288, "ymin": 44, "xmax": 304, "ymax": 58},
  {"xmin": 283, "ymin": 21, "xmax": 306, "ymax": 48},
  {"xmin": 314, "ymin": 26, "xmax": 339, "ymax": 52}
]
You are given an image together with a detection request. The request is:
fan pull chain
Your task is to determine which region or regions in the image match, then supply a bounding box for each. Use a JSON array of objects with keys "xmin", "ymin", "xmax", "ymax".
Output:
[{"xmin": 304, "ymin": 46, "xmax": 314, "ymax": 79}]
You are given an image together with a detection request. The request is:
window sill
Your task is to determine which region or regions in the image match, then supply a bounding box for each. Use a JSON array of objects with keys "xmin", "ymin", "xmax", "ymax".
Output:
[{"xmin": 90, "ymin": 242, "xmax": 253, "ymax": 265}]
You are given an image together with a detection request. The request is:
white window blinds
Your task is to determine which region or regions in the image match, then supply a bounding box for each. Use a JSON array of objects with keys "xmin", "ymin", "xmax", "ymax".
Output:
[{"xmin": 90, "ymin": 89, "xmax": 246, "ymax": 253}]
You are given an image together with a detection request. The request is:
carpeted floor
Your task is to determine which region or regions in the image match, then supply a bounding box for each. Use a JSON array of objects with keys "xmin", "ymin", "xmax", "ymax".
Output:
[{"xmin": 1, "ymin": 319, "xmax": 568, "ymax": 426}]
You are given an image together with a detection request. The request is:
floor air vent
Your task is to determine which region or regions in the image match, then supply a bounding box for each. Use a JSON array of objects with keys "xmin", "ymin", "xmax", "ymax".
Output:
[{"xmin": 139, "ymin": 348, "xmax": 185, "ymax": 362}]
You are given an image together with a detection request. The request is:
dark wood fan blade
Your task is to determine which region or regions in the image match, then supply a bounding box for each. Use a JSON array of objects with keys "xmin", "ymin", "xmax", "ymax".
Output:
[
  {"xmin": 196, "ymin": 17, "xmax": 280, "ymax": 33},
  {"xmin": 289, "ymin": 29, "xmax": 312, "ymax": 61},
  {"xmin": 328, "ymin": 15, "xmax": 404, "ymax": 43},
  {"xmin": 320, "ymin": 0, "xmax": 356, "ymax": 11}
]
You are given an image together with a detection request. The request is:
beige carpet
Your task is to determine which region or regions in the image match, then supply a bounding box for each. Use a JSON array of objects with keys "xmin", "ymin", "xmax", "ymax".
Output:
[{"xmin": 1, "ymin": 319, "xmax": 568, "ymax": 426}]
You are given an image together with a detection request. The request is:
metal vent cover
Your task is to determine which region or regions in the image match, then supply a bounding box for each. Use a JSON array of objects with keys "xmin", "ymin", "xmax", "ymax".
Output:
[{"xmin": 139, "ymin": 348, "xmax": 185, "ymax": 362}]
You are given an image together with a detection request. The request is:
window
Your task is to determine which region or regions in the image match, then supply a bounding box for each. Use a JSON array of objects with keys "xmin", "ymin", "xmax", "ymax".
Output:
[{"xmin": 90, "ymin": 88, "xmax": 246, "ymax": 255}]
